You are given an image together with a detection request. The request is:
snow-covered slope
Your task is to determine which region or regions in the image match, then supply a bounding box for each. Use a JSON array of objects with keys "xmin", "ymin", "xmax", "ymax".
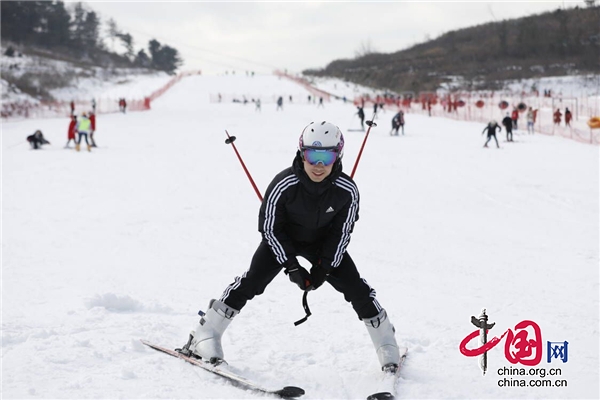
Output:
[{"xmin": 2, "ymin": 74, "xmax": 598, "ymax": 399}]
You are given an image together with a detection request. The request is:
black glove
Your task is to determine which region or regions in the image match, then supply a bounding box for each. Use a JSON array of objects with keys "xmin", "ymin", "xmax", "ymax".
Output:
[
  {"xmin": 310, "ymin": 261, "xmax": 330, "ymax": 290},
  {"xmin": 283, "ymin": 258, "xmax": 312, "ymax": 291}
]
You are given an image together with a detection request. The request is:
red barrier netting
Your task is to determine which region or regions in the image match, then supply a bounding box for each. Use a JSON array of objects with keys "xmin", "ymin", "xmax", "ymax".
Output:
[{"xmin": 353, "ymin": 91, "xmax": 600, "ymax": 146}]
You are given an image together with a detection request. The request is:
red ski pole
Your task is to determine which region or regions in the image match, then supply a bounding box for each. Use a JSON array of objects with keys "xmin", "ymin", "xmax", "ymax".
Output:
[
  {"xmin": 225, "ymin": 130, "xmax": 263, "ymax": 202},
  {"xmin": 350, "ymin": 118, "xmax": 377, "ymax": 179}
]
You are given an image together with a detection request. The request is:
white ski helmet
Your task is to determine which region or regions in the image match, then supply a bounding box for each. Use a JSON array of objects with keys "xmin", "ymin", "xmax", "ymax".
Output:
[{"xmin": 298, "ymin": 121, "xmax": 344, "ymax": 158}]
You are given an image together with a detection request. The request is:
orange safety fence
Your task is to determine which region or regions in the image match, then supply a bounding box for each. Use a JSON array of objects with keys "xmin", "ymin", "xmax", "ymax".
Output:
[{"xmin": 1, "ymin": 70, "xmax": 202, "ymax": 120}]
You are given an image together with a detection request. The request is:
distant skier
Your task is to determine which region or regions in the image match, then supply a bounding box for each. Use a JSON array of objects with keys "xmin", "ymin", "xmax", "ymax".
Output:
[
  {"xmin": 76, "ymin": 112, "xmax": 92, "ymax": 152},
  {"xmin": 553, "ymin": 109, "xmax": 562, "ymax": 125},
  {"xmin": 119, "ymin": 98, "xmax": 127, "ymax": 113},
  {"xmin": 511, "ymin": 108, "xmax": 519, "ymax": 130},
  {"xmin": 564, "ymin": 108, "xmax": 572, "ymax": 127},
  {"xmin": 65, "ymin": 115, "xmax": 77, "ymax": 148},
  {"xmin": 89, "ymin": 111, "xmax": 97, "ymax": 147},
  {"xmin": 390, "ymin": 111, "xmax": 405, "ymax": 136},
  {"xmin": 356, "ymin": 106, "xmax": 365, "ymax": 130},
  {"xmin": 176, "ymin": 121, "xmax": 402, "ymax": 376},
  {"xmin": 502, "ymin": 113, "xmax": 513, "ymax": 142},
  {"xmin": 276, "ymin": 96, "xmax": 283, "ymax": 111},
  {"xmin": 318, "ymin": 97, "xmax": 324, "ymax": 108},
  {"xmin": 255, "ymin": 98, "xmax": 261, "ymax": 112},
  {"xmin": 482, "ymin": 120, "xmax": 501, "ymax": 148},
  {"xmin": 526, "ymin": 107, "xmax": 535, "ymax": 134},
  {"xmin": 27, "ymin": 130, "xmax": 50, "ymax": 150}
]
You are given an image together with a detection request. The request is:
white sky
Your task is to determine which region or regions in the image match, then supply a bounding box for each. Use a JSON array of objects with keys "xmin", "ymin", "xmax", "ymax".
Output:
[{"xmin": 84, "ymin": 1, "xmax": 580, "ymax": 74}]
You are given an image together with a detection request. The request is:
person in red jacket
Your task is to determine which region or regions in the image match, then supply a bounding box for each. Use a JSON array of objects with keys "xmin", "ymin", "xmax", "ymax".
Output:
[
  {"xmin": 89, "ymin": 112, "xmax": 97, "ymax": 147},
  {"xmin": 511, "ymin": 108, "xmax": 519, "ymax": 130},
  {"xmin": 65, "ymin": 115, "xmax": 77, "ymax": 148},
  {"xmin": 553, "ymin": 109, "xmax": 562, "ymax": 125},
  {"xmin": 564, "ymin": 108, "xmax": 572, "ymax": 127}
]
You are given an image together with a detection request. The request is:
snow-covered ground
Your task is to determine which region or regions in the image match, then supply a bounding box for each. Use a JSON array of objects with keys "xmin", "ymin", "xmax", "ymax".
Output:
[
  {"xmin": 2, "ymin": 74, "xmax": 599, "ymax": 399},
  {"xmin": 1, "ymin": 46, "xmax": 173, "ymax": 105}
]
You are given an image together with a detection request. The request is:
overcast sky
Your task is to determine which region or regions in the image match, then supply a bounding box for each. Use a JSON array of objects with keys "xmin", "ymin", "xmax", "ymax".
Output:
[{"xmin": 84, "ymin": 1, "xmax": 582, "ymax": 75}]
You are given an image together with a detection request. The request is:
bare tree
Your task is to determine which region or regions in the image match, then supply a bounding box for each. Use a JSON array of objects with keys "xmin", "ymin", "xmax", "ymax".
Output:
[
  {"xmin": 354, "ymin": 39, "xmax": 377, "ymax": 58},
  {"xmin": 583, "ymin": 0, "xmax": 596, "ymax": 7}
]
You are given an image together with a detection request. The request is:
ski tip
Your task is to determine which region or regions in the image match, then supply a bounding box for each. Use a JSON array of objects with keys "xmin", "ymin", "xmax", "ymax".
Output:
[
  {"xmin": 276, "ymin": 386, "xmax": 305, "ymax": 398},
  {"xmin": 367, "ymin": 392, "xmax": 395, "ymax": 400}
]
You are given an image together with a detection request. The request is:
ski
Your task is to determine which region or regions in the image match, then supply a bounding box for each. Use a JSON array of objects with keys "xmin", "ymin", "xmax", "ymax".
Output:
[
  {"xmin": 140, "ymin": 340, "xmax": 305, "ymax": 398},
  {"xmin": 366, "ymin": 348, "xmax": 408, "ymax": 400}
]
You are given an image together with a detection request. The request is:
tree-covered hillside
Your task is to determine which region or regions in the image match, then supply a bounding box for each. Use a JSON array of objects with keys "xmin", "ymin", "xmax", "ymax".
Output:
[{"xmin": 304, "ymin": 6, "xmax": 600, "ymax": 93}]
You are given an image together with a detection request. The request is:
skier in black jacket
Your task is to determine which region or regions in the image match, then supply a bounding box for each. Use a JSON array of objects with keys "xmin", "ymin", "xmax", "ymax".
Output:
[
  {"xmin": 502, "ymin": 113, "xmax": 513, "ymax": 142},
  {"xmin": 179, "ymin": 121, "xmax": 401, "ymax": 373},
  {"xmin": 482, "ymin": 120, "xmax": 501, "ymax": 148},
  {"xmin": 356, "ymin": 106, "xmax": 365, "ymax": 130}
]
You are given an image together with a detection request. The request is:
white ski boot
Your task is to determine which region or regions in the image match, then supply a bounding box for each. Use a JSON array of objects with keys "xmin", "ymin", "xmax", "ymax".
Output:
[
  {"xmin": 364, "ymin": 309, "xmax": 400, "ymax": 370},
  {"xmin": 179, "ymin": 299, "xmax": 239, "ymax": 363}
]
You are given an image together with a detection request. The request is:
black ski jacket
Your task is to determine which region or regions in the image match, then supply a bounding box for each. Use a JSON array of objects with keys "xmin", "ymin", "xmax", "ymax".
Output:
[
  {"xmin": 502, "ymin": 116, "xmax": 513, "ymax": 130},
  {"xmin": 482, "ymin": 123, "xmax": 501, "ymax": 136},
  {"xmin": 258, "ymin": 153, "xmax": 359, "ymax": 271}
]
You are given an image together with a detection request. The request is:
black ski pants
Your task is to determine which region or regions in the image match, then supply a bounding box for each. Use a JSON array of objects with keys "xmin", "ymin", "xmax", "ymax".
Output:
[
  {"xmin": 484, "ymin": 134, "xmax": 499, "ymax": 148},
  {"xmin": 219, "ymin": 241, "xmax": 382, "ymax": 320}
]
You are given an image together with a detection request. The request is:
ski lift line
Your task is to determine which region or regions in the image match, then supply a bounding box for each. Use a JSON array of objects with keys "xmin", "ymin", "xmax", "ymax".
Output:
[
  {"xmin": 117, "ymin": 24, "xmax": 279, "ymax": 70},
  {"xmin": 94, "ymin": 8, "xmax": 280, "ymax": 70}
]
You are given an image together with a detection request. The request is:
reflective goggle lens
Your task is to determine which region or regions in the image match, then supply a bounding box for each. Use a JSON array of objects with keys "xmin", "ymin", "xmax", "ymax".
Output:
[{"xmin": 303, "ymin": 148, "xmax": 338, "ymax": 166}]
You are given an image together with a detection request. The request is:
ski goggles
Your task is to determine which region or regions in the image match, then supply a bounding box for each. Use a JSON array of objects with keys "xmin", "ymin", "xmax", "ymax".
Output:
[{"xmin": 301, "ymin": 147, "xmax": 338, "ymax": 166}]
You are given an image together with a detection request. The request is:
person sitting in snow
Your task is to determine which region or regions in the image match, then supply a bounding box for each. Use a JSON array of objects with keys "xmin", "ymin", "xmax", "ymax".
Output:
[
  {"xmin": 177, "ymin": 121, "xmax": 403, "ymax": 376},
  {"xmin": 27, "ymin": 130, "xmax": 50, "ymax": 150}
]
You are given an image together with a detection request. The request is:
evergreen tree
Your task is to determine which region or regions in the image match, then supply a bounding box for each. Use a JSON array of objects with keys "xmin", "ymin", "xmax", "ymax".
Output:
[
  {"xmin": 70, "ymin": 2, "xmax": 86, "ymax": 51},
  {"xmin": 147, "ymin": 39, "xmax": 182, "ymax": 73},
  {"xmin": 40, "ymin": 1, "xmax": 71, "ymax": 47},
  {"xmin": 134, "ymin": 49, "xmax": 151, "ymax": 68},
  {"xmin": 81, "ymin": 10, "xmax": 101, "ymax": 49}
]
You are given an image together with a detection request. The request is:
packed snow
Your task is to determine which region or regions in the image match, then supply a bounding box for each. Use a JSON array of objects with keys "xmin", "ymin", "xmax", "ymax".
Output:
[{"xmin": 2, "ymin": 73, "xmax": 598, "ymax": 399}]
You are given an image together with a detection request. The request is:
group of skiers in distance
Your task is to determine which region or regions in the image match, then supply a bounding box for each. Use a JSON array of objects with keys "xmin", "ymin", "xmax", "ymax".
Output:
[
  {"xmin": 354, "ymin": 105, "xmax": 405, "ymax": 136},
  {"xmin": 28, "ymin": 96, "xmax": 132, "ymax": 151},
  {"xmin": 483, "ymin": 107, "xmax": 536, "ymax": 148}
]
